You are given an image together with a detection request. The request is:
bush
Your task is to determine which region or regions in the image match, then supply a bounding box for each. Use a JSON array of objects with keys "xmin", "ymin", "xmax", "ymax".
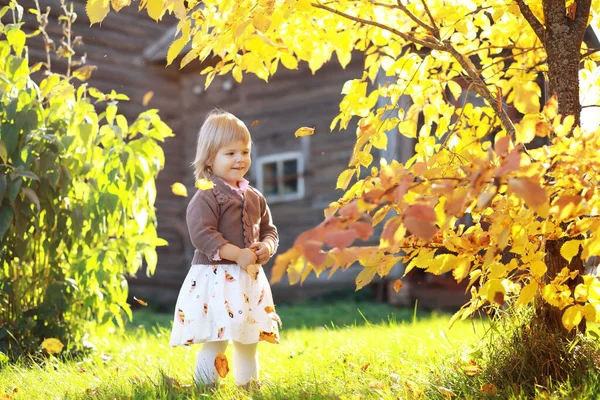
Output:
[{"xmin": 0, "ymin": 1, "xmax": 173, "ymax": 359}]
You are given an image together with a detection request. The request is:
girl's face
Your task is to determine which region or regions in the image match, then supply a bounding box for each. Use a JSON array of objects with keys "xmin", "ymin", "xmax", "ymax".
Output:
[{"xmin": 209, "ymin": 140, "xmax": 251, "ymax": 187}]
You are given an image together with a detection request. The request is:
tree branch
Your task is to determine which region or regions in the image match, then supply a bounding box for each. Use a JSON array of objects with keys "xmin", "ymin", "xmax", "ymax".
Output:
[
  {"xmin": 444, "ymin": 42, "xmax": 517, "ymax": 140},
  {"xmin": 515, "ymin": 0, "xmax": 546, "ymax": 45},
  {"xmin": 395, "ymin": 0, "xmax": 438, "ymax": 36},
  {"xmin": 311, "ymin": 2, "xmax": 444, "ymax": 50},
  {"xmin": 419, "ymin": 0, "xmax": 439, "ymax": 34},
  {"xmin": 581, "ymin": 47, "xmax": 600, "ymax": 60}
]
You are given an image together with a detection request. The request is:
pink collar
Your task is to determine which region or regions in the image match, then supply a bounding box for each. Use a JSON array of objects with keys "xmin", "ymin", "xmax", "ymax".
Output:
[{"xmin": 223, "ymin": 177, "xmax": 249, "ymax": 194}]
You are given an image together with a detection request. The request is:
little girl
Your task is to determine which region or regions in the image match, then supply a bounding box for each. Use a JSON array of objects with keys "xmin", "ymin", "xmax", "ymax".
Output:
[{"xmin": 169, "ymin": 110, "xmax": 281, "ymax": 388}]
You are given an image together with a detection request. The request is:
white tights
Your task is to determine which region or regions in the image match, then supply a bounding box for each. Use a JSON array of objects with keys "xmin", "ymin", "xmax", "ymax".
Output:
[{"xmin": 194, "ymin": 340, "xmax": 258, "ymax": 386}]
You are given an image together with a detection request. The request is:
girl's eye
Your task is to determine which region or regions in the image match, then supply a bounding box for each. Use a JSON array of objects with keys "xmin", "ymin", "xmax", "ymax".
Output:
[
  {"xmin": 226, "ymin": 152, "xmax": 234, "ymax": 156},
  {"xmin": 243, "ymin": 151, "xmax": 249, "ymax": 155}
]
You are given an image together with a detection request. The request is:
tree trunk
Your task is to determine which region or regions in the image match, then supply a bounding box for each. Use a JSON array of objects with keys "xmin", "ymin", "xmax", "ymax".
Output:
[{"xmin": 537, "ymin": 0, "xmax": 592, "ymax": 334}]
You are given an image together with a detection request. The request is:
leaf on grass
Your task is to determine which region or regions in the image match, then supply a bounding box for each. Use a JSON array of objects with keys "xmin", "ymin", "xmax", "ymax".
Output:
[
  {"xmin": 214, "ymin": 353, "xmax": 229, "ymax": 378},
  {"xmin": 480, "ymin": 383, "xmax": 498, "ymax": 395},
  {"xmin": 361, "ymin": 362, "xmax": 370, "ymax": 372},
  {"xmin": 368, "ymin": 381, "xmax": 385, "ymax": 389},
  {"xmin": 41, "ymin": 338, "xmax": 64, "ymax": 354},
  {"xmin": 393, "ymin": 279, "xmax": 403, "ymax": 292},
  {"xmin": 171, "ymin": 182, "xmax": 188, "ymax": 197},
  {"xmin": 437, "ymin": 386, "xmax": 457, "ymax": 399},
  {"xmin": 133, "ymin": 296, "xmax": 148, "ymax": 306},
  {"xmin": 463, "ymin": 360, "xmax": 481, "ymax": 376},
  {"xmin": 294, "ymin": 127, "xmax": 314, "ymax": 137}
]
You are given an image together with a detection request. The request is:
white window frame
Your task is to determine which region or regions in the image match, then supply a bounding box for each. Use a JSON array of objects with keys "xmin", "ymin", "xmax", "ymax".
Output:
[{"xmin": 256, "ymin": 151, "xmax": 305, "ymax": 203}]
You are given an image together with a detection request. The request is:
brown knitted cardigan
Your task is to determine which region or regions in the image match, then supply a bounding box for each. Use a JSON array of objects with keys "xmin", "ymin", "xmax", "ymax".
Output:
[{"xmin": 186, "ymin": 175, "xmax": 279, "ymax": 265}]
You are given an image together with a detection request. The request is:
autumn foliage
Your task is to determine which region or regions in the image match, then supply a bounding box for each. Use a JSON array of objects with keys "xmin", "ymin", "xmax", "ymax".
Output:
[{"xmin": 86, "ymin": 0, "xmax": 600, "ymax": 332}]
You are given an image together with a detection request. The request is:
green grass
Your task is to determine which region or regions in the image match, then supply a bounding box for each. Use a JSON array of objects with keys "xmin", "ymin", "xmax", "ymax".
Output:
[{"xmin": 1, "ymin": 301, "xmax": 599, "ymax": 399}]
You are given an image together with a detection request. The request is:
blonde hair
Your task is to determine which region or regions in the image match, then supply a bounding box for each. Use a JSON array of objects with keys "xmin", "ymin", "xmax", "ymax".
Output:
[{"xmin": 191, "ymin": 110, "xmax": 252, "ymax": 180}]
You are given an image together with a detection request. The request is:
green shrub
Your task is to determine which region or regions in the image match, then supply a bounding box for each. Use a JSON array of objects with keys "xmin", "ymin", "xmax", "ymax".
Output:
[{"xmin": 0, "ymin": 1, "xmax": 173, "ymax": 359}]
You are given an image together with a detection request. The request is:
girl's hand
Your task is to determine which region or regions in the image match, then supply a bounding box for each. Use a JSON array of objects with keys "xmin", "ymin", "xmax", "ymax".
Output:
[
  {"xmin": 249, "ymin": 241, "xmax": 271, "ymax": 264},
  {"xmin": 236, "ymin": 248, "xmax": 257, "ymax": 269}
]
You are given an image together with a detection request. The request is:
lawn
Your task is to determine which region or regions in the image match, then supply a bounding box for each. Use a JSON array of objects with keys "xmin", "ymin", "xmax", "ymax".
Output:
[{"xmin": 1, "ymin": 300, "xmax": 599, "ymax": 399}]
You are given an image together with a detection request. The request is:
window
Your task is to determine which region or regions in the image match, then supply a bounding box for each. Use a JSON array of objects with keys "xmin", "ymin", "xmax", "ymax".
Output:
[{"xmin": 256, "ymin": 152, "xmax": 304, "ymax": 202}]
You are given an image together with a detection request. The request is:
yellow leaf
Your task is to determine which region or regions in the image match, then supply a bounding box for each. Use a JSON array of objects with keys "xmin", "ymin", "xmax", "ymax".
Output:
[
  {"xmin": 336, "ymin": 168, "xmax": 355, "ymax": 190},
  {"xmin": 542, "ymin": 94, "xmax": 558, "ymax": 120},
  {"xmin": 447, "ymin": 80, "xmax": 462, "ymax": 100},
  {"xmin": 280, "ymin": 53, "xmax": 298, "ymax": 69},
  {"xmin": 252, "ymin": 14, "xmax": 271, "ymax": 32},
  {"xmin": 86, "ymin": 0, "xmax": 110, "ymax": 25},
  {"xmin": 72, "ymin": 65, "xmax": 97, "ymax": 82},
  {"xmin": 437, "ymin": 386, "xmax": 457, "ymax": 399},
  {"xmin": 355, "ymin": 267, "xmax": 377, "ymax": 291},
  {"xmin": 41, "ymin": 338, "xmax": 64, "ymax": 354},
  {"xmin": 464, "ymin": 361, "xmax": 481, "ymax": 376},
  {"xmin": 195, "ymin": 179, "xmax": 214, "ymax": 190},
  {"xmin": 562, "ymin": 305, "xmax": 585, "ymax": 331},
  {"xmin": 111, "ymin": 0, "xmax": 131, "ymax": 12},
  {"xmin": 146, "ymin": 0, "xmax": 164, "ymax": 21},
  {"xmin": 529, "ymin": 260, "xmax": 547, "ymax": 278},
  {"xmin": 513, "ymin": 81, "xmax": 540, "ymax": 114},
  {"xmin": 214, "ymin": 353, "xmax": 229, "ymax": 378},
  {"xmin": 480, "ymin": 383, "xmax": 498, "ymax": 395},
  {"xmin": 427, "ymin": 254, "xmax": 457, "ymax": 275},
  {"xmin": 393, "ymin": 279, "xmax": 403, "ymax": 292},
  {"xmin": 560, "ymin": 240, "xmax": 582, "ymax": 263},
  {"xmin": 142, "ymin": 91, "xmax": 154, "ymax": 106},
  {"xmin": 167, "ymin": 21, "xmax": 190, "ymax": 66},
  {"xmin": 452, "ymin": 257, "xmax": 471, "ymax": 282},
  {"xmin": 294, "ymin": 127, "xmax": 314, "ymax": 137},
  {"xmin": 171, "ymin": 182, "xmax": 188, "ymax": 197},
  {"xmin": 516, "ymin": 280, "xmax": 538, "ymax": 307},
  {"xmin": 0, "ymin": 140, "xmax": 7, "ymax": 163}
]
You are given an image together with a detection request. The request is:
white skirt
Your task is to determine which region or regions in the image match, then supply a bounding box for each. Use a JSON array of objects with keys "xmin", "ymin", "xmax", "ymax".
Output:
[{"xmin": 169, "ymin": 264, "xmax": 281, "ymax": 346}]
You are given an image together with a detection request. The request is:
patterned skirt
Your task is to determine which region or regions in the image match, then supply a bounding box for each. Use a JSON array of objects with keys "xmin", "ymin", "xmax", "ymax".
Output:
[{"xmin": 169, "ymin": 264, "xmax": 281, "ymax": 346}]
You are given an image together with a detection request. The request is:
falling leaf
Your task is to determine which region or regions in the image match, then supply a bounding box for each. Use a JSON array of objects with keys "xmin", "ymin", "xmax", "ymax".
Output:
[
  {"xmin": 294, "ymin": 127, "xmax": 315, "ymax": 137},
  {"xmin": 393, "ymin": 280, "xmax": 403, "ymax": 292},
  {"xmin": 133, "ymin": 296, "xmax": 148, "ymax": 306},
  {"xmin": 195, "ymin": 179, "xmax": 214, "ymax": 190},
  {"xmin": 480, "ymin": 383, "xmax": 498, "ymax": 395},
  {"xmin": 142, "ymin": 91, "xmax": 154, "ymax": 106},
  {"xmin": 252, "ymin": 120, "xmax": 260, "ymax": 126},
  {"xmin": 41, "ymin": 338, "xmax": 64, "ymax": 354},
  {"xmin": 214, "ymin": 353, "xmax": 229, "ymax": 378},
  {"xmin": 171, "ymin": 182, "xmax": 188, "ymax": 197},
  {"xmin": 259, "ymin": 330, "xmax": 280, "ymax": 344}
]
